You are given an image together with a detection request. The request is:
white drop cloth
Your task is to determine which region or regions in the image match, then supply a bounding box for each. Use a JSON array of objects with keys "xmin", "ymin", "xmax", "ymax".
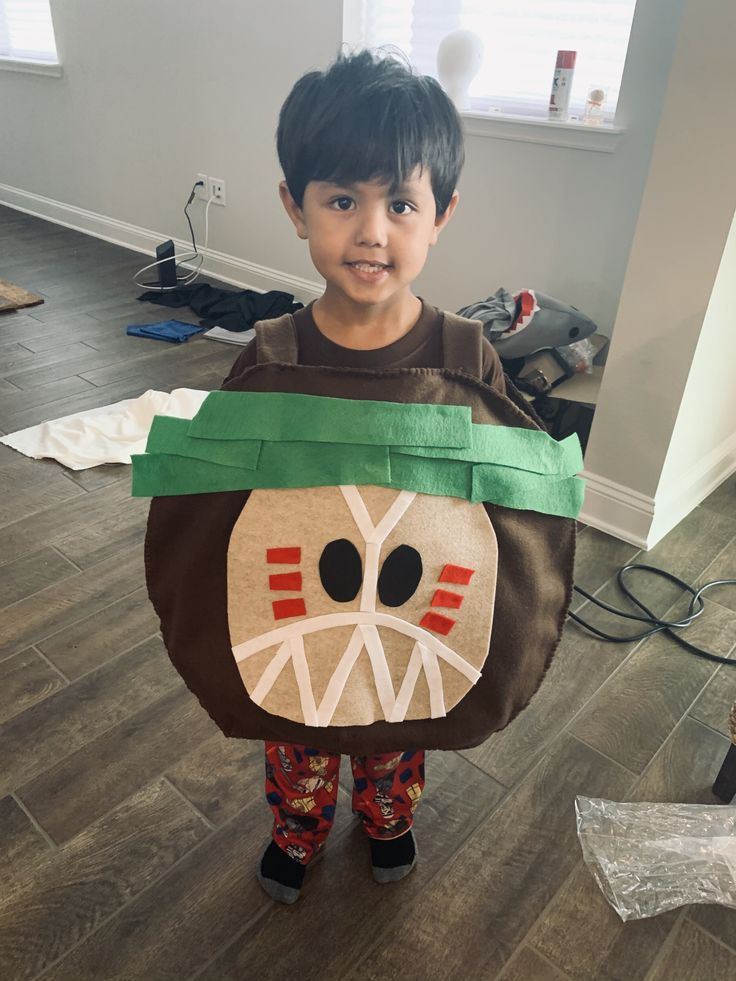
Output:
[{"xmin": 1, "ymin": 388, "xmax": 209, "ymax": 470}]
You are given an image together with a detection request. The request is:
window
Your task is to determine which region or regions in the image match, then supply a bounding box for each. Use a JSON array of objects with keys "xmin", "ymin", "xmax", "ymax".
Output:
[
  {"xmin": 0, "ymin": 0, "xmax": 58, "ymax": 63},
  {"xmin": 344, "ymin": 0, "xmax": 638, "ymax": 124}
]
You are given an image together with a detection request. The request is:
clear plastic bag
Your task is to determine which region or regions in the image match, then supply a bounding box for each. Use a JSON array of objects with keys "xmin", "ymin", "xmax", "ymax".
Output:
[
  {"xmin": 554, "ymin": 338, "xmax": 595, "ymax": 374},
  {"xmin": 575, "ymin": 796, "xmax": 736, "ymax": 921}
]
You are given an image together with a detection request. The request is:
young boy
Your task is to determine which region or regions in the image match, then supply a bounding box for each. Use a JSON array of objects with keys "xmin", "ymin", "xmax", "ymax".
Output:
[{"xmin": 224, "ymin": 48, "xmax": 506, "ymax": 904}]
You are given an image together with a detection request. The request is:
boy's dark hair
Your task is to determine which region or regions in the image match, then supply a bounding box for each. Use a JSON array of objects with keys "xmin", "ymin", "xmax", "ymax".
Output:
[{"xmin": 277, "ymin": 47, "xmax": 465, "ymax": 217}]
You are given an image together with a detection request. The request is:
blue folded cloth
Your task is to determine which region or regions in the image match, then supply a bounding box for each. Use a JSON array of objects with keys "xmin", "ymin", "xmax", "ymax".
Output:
[{"xmin": 126, "ymin": 320, "xmax": 206, "ymax": 343}]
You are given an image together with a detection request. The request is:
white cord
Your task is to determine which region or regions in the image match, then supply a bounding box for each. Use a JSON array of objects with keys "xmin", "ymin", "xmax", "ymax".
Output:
[{"xmin": 132, "ymin": 190, "xmax": 215, "ymax": 291}]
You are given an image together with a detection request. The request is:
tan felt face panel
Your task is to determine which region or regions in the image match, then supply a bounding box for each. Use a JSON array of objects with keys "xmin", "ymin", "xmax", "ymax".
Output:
[{"xmin": 227, "ymin": 484, "xmax": 497, "ymax": 727}]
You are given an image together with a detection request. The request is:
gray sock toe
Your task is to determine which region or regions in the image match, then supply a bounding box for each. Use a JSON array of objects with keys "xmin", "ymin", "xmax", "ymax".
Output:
[
  {"xmin": 371, "ymin": 836, "xmax": 418, "ymax": 884},
  {"xmin": 257, "ymin": 871, "xmax": 301, "ymax": 904},
  {"xmin": 372, "ymin": 854, "xmax": 418, "ymax": 883}
]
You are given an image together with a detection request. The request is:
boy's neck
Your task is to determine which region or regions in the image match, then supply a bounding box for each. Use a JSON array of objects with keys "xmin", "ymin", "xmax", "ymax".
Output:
[{"xmin": 312, "ymin": 289, "xmax": 422, "ymax": 350}]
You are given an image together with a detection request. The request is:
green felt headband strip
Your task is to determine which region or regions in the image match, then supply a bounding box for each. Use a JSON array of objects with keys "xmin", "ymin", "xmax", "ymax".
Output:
[
  {"xmin": 131, "ymin": 392, "xmax": 585, "ymax": 518},
  {"xmin": 131, "ymin": 451, "xmax": 584, "ymax": 516},
  {"xmin": 146, "ymin": 393, "xmax": 584, "ymax": 476},
  {"xmin": 188, "ymin": 391, "xmax": 472, "ymax": 448}
]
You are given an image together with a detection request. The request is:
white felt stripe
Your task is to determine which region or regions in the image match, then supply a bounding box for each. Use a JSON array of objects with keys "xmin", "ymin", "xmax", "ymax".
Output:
[
  {"xmin": 420, "ymin": 643, "xmax": 447, "ymax": 718},
  {"xmin": 339, "ymin": 485, "xmax": 416, "ymax": 547},
  {"xmin": 249, "ymin": 640, "xmax": 292, "ymax": 706},
  {"xmin": 389, "ymin": 643, "xmax": 423, "ymax": 723},
  {"xmin": 240, "ymin": 620, "xmax": 479, "ymax": 725},
  {"xmin": 361, "ymin": 541, "xmax": 381, "ymax": 613},
  {"xmin": 289, "ymin": 634, "xmax": 319, "ymax": 727},
  {"xmin": 360, "ymin": 623, "xmax": 396, "ymax": 720},
  {"xmin": 232, "ymin": 611, "xmax": 474, "ymax": 671},
  {"xmin": 341, "ymin": 486, "xmax": 417, "ymax": 616},
  {"xmin": 316, "ymin": 625, "xmax": 365, "ymax": 726},
  {"xmin": 372, "ymin": 489, "xmax": 416, "ymax": 544},
  {"xmin": 339, "ymin": 484, "xmax": 375, "ymax": 543},
  {"xmin": 433, "ymin": 646, "xmax": 482, "ymax": 685}
]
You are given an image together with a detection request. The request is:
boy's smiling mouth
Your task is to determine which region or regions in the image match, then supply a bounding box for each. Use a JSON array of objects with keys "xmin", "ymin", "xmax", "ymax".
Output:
[{"xmin": 346, "ymin": 260, "xmax": 392, "ymax": 281}]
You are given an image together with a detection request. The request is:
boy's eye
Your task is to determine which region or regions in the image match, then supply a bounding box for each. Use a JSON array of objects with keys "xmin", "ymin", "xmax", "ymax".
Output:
[
  {"xmin": 331, "ymin": 197, "xmax": 354, "ymax": 211},
  {"xmin": 390, "ymin": 201, "xmax": 414, "ymax": 215}
]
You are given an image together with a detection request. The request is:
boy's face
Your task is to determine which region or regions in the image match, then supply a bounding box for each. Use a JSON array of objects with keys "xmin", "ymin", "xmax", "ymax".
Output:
[{"xmin": 279, "ymin": 167, "xmax": 458, "ymax": 310}]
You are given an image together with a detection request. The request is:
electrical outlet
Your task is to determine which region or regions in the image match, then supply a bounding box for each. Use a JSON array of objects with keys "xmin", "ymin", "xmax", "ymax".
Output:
[
  {"xmin": 194, "ymin": 173, "xmax": 208, "ymax": 201},
  {"xmin": 208, "ymin": 177, "xmax": 226, "ymax": 206}
]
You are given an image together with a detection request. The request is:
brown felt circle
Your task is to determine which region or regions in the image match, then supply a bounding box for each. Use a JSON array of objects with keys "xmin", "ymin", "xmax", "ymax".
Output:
[{"xmin": 146, "ymin": 361, "xmax": 576, "ymax": 754}]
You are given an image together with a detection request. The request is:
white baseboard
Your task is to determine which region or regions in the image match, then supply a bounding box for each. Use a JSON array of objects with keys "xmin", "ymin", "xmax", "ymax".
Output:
[
  {"xmin": 648, "ymin": 430, "xmax": 736, "ymax": 547},
  {"xmin": 0, "ymin": 183, "xmax": 324, "ymax": 303},
  {"xmin": 578, "ymin": 472, "xmax": 654, "ymax": 549},
  {"xmin": 581, "ymin": 430, "xmax": 736, "ymax": 550}
]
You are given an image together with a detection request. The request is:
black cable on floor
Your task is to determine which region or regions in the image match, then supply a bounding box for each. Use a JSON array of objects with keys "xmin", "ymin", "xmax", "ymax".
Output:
[{"xmin": 568, "ymin": 564, "xmax": 736, "ymax": 665}]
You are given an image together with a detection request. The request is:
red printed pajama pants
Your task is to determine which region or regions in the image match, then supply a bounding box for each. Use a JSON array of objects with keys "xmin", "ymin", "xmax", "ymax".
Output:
[{"xmin": 264, "ymin": 742, "xmax": 426, "ymax": 865}]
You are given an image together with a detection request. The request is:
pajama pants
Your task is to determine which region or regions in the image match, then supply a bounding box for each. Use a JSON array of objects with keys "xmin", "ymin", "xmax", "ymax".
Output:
[{"xmin": 265, "ymin": 741, "xmax": 426, "ymax": 865}]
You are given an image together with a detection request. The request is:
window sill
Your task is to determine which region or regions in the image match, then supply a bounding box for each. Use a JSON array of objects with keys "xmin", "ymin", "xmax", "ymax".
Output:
[
  {"xmin": 461, "ymin": 111, "xmax": 623, "ymax": 152},
  {"xmin": 0, "ymin": 58, "xmax": 63, "ymax": 77}
]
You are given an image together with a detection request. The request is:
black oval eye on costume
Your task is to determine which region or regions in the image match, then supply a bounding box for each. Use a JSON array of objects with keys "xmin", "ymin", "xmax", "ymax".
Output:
[
  {"xmin": 319, "ymin": 539, "xmax": 363, "ymax": 602},
  {"xmin": 378, "ymin": 544, "xmax": 423, "ymax": 607}
]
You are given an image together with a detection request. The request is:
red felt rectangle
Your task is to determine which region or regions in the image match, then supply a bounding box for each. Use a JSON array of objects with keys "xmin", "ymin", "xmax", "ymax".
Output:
[
  {"xmin": 269, "ymin": 572, "xmax": 303, "ymax": 591},
  {"xmin": 266, "ymin": 547, "xmax": 302, "ymax": 564},
  {"xmin": 431, "ymin": 588, "xmax": 464, "ymax": 610},
  {"xmin": 419, "ymin": 611, "xmax": 457, "ymax": 636},
  {"xmin": 272, "ymin": 598, "xmax": 307, "ymax": 620},
  {"xmin": 438, "ymin": 563, "xmax": 475, "ymax": 585}
]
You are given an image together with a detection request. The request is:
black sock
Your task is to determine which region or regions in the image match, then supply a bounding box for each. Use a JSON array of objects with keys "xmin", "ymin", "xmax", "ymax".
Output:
[
  {"xmin": 369, "ymin": 829, "xmax": 416, "ymax": 870},
  {"xmin": 260, "ymin": 840, "xmax": 306, "ymax": 889}
]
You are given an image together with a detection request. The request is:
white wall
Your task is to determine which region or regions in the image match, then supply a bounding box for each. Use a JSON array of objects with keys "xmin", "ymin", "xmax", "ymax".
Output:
[
  {"xmin": 650, "ymin": 207, "xmax": 736, "ymax": 541},
  {"xmin": 0, "ymin": 0, "xmax": 343, "ymax": 284},
  {"xmin": 0, "ymin": 0, "xmax": 684, "ymax": 338},
  {"xmin": 581, "ymin": 0, "xmax": 736, "ymax": 546}
]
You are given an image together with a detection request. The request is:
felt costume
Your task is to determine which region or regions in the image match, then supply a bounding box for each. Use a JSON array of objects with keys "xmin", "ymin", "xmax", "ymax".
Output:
[{"xmin": 134, "ymin": 301, "xmax": 583, "ymax": 755}]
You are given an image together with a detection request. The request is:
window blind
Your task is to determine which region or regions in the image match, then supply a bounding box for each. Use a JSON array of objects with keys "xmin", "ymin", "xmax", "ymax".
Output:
[
  {"xmin": 0, "ymin": 0, "xmax": 58, "ymax": 62},
  {"xmin": 352, "ymin": 0, "xmax": 638, "ymax": 120}
]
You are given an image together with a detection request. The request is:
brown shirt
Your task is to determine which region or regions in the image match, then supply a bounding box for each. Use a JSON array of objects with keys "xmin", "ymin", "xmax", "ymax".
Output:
[{"xmin": 223, "ymin": 297, "xmax": 506, "ymax": 393}]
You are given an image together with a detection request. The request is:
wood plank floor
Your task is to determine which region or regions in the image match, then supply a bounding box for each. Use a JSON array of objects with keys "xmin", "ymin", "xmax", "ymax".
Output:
[{"xmin": 1, "ymin": 205, "xmax": 736, "ymax": 981}]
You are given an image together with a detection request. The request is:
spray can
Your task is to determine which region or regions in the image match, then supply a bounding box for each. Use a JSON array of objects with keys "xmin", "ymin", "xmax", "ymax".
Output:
[{"xmin": 548, "ymin": 50, "xmax": 577, "ymax": 121}]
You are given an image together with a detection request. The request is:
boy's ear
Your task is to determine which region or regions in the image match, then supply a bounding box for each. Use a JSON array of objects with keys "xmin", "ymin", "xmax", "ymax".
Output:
[
  {"xmin": 429, "ymin": 189, "xmax": 460, "ymax": 246},
  {"xmin": 279, "ymin": 180, "xmax": 308, "ymax": 240}
]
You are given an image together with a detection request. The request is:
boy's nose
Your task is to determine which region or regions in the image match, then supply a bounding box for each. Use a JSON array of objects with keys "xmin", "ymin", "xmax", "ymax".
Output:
[{"xmin": 355, "ymin": 209, "xmax": 389, "ymax": 248}]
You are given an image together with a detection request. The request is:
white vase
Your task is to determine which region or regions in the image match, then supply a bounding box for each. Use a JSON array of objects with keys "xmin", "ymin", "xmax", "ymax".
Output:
[{"xmin": 437, "ymin": 30, "xmax": 484, "ymax": 112}]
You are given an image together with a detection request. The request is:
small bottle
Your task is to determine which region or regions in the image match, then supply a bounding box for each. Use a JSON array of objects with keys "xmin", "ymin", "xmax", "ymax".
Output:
[
  {"xmin": 548, "ymin": 50, "xmax": 577, "ymax": 121},
  {"xmin": 583, "ymin": 84, "xmax": 607, "ymax": 125}
]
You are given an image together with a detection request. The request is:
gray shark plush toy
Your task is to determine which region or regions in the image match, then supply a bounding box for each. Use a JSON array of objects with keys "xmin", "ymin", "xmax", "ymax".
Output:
[{"xmin": 458, "ymin": 288, "xmax": 597, "ymax": 359}]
